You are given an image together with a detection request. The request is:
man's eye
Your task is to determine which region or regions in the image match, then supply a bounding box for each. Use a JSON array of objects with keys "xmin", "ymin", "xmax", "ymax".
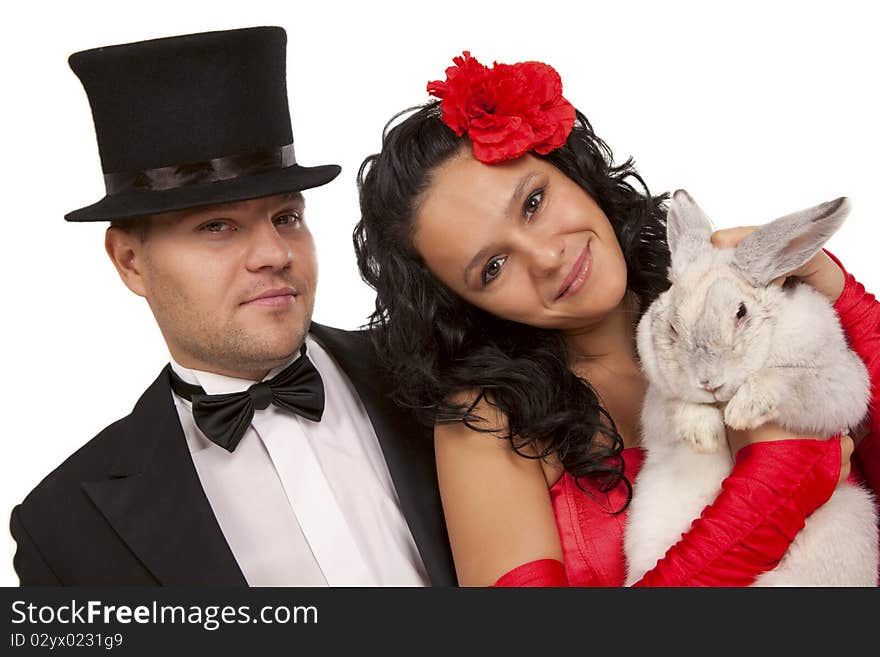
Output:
[
  {"xmin": 481, "ymin": 256, "xmax": 507, "ymax": 286},
  {"xmin": 275, "ymin": 211, "xmax": 303, "ymax": 226},
  {"xmin": 523, "ymin": 190, "xmax": 544, "ymax": 218},
  {"xmin": 201, "ymin": 221, "xmax": 232, "ymax": 233}
]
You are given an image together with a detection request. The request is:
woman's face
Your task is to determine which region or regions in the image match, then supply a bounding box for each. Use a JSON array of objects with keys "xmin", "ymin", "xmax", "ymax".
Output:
[{"xmin": 412, "ymin": 148, "xmax": 629, "ymax": 331}]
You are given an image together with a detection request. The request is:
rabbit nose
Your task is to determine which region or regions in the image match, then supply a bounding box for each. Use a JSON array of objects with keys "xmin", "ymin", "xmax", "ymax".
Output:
[{"xmin": 700, "ymin": 379, "xmax": 722, "ymax": 393}]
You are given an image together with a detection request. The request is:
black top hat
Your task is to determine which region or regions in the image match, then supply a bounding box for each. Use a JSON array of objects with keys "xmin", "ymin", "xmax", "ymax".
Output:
[{"xmin": 65, "ymin": 26, "xmax": 340, "ymax": 222}]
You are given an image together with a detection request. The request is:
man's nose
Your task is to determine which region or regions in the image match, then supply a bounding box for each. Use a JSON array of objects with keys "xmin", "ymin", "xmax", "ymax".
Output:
[{"xmin": 245, "ymin": 220, "xmax": 292, "ymax": 271}]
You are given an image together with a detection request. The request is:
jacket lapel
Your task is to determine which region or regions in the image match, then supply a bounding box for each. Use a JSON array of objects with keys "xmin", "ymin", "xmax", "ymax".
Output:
[
  {"xmin": 309, "ymin": 323, "xmax": 457, "ymax": 586},
  {"xmin": 82, "ymin": 367, "xmax": 247, "ymax": 586}
]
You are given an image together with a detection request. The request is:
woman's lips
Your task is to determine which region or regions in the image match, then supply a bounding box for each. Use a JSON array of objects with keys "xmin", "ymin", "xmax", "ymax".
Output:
[{"xmin": 556, "ymin": 242, "xmax": 592, "ymax": 300}]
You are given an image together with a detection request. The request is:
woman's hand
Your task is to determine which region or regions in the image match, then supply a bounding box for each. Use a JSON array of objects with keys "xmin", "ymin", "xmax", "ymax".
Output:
[
  {"xmin": 726, "ymin": 422, "xmax": 854, "ymax": 485},
  {"xmin": 710, "ymin": 226, "xmax": 846, "ymax": 303}
]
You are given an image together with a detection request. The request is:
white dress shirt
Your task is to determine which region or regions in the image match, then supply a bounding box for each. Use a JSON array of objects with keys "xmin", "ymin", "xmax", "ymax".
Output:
[{"xmin": 168, "ymin": 335, "xmax": 429, "ymax": 586}]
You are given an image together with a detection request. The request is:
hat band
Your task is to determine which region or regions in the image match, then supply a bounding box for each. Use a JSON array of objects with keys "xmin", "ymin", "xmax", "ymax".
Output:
[{"xmin": 103, "ymin": 143, "xmax": 296, "ymax": 194}]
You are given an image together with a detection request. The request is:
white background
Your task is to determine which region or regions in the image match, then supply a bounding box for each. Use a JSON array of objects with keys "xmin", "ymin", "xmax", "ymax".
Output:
[{"xmin": 1, "ymin": 0, "xmax": 878, "ymax": 585}]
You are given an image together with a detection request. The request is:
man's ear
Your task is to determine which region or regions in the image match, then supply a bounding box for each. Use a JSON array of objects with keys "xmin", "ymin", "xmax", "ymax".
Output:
[{"xmin": 105, "ymin": 227, "xmax": 148, "ymax": 297}]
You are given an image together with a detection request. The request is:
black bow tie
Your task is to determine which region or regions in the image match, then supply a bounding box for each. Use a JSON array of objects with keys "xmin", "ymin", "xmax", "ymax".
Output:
[{"xmin": 168, "ymin": 344, "xmax": 325, "ymax": 452}]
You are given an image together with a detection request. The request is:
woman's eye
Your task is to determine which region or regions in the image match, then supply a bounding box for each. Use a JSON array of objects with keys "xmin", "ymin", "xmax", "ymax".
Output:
[
  {"xmin": 481, "ymin": 256, "xmax": 507, "ymax": 286},
  {"xmin": 523, "ymin": 190, "xmax": 544, "ymax": 218}
]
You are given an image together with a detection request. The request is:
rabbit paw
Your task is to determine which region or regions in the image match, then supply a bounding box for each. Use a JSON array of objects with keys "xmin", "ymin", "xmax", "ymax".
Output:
[
  {"xmin": 675, "ymin": 403, "xmax": 726, "ymax": 453},
  {"xmin": 723, "ymin": 380, "xmax": 780, "ymax": 430}
]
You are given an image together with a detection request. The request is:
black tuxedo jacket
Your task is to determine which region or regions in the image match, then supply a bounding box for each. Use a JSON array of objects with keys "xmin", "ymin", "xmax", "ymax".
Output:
[{"xmin": 10, "ymin": 323, "xmax": 457, "ymax": 586}]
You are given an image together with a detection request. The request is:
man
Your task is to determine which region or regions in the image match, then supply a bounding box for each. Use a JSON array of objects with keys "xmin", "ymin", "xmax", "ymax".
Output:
[{"xmin": 9, "ymin": 27, "xmax": 455, "ymax": 586}]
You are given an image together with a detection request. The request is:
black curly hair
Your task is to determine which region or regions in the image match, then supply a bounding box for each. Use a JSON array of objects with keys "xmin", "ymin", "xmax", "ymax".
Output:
[{"xmin": 354, "ymin": 101, "xmax": 670, "ymax": 506}]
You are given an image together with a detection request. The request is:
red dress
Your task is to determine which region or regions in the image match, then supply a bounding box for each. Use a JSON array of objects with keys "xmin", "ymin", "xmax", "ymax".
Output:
[{"xmin": 496, "ymin": 251, "xmax": 880, "ymax": 587}]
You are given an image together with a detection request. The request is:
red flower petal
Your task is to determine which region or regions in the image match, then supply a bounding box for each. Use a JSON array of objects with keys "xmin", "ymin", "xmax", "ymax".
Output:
[
  {"xmin": 470, "ymin": 115, "xmax": 530, "ymax": 145},
  {"xmin": 427, "ymin": 52, "xmax": 575, "ymax": 163}
]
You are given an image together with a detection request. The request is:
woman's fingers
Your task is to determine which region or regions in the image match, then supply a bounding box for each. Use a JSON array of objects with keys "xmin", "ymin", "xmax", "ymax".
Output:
[
  {"xmin": 710, "ymin": 226, "xmax": 786, "ymax": 286},
  {"xmin": 710, "ymin": 226, "xmax": 758, "ymax": 249},
  {"xmin": 839, "ymin": 434, "xmax": 854, "ymax": 484}
]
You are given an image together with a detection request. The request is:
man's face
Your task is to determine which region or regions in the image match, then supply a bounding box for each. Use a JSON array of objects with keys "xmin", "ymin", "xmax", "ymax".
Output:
[{"xmin": 107, "ymin": 192, "xmax": 317, "ymax": 379}]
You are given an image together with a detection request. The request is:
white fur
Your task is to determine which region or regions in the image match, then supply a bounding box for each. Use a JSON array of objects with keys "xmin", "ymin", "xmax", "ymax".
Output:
[{"xmin": 625, "ymin": 190, "xmax": 878, "ymax": 586}]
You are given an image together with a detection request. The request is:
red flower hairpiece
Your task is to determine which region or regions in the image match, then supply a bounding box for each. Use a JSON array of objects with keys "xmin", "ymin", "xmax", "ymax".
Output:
[{"xmin": 426, "ymin": 51, "xmax": 576, "ymax": 164}]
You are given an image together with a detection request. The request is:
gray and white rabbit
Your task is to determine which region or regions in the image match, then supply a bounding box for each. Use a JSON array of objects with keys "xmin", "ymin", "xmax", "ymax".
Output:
[{"xmin": 625, "ymin": 190, "xmax": 877, "ymax": 586}]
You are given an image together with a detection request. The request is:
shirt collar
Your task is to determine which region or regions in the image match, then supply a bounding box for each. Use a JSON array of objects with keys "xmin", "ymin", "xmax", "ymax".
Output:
[{"xmin": 169, "ymin": 350, "xmax": 302, "ymax": 396}]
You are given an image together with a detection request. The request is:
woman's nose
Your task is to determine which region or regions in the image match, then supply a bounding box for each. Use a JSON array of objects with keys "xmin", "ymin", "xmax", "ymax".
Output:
[{"xmin": 526, "ymin": 237, "xmax": 565, "ymax": 278}]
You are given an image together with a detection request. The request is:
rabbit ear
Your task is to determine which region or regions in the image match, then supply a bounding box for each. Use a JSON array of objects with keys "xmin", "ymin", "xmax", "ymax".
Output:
[
  {"xmin": 732, "ymin": 197, "xmax": 850, "ymax": 286},
  {"xmin": 666, "ymin": 189, "xmax": 715, "ymax": 279}
]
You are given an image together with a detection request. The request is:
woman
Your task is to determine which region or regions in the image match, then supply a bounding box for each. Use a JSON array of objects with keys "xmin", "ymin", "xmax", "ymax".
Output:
[{"xmin": 354, "ymin": 53, "xmax": 877, "ymax": 586}]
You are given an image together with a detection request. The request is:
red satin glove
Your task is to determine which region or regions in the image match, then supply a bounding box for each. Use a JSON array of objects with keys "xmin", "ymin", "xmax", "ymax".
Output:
[
  {"xmin": 494, "ymin": 437, "xmax": 841, "ymax": 587},
  {"xmin": 826, "ymin": 250, "xmax": 880, "ymax": 496},
  {"xmin": 634, "ymin": 437, "xmax": 840, "ymax": 586},
  {"xmin": 493, "ymin": 558, "xmax": 568, "ymax": 587}
]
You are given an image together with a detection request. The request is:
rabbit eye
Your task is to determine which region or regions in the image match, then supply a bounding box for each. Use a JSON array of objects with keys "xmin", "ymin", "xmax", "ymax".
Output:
[
  {"xmin": 669, "ymin": 322, "xmax": 678, "ymax": 337},
  {"xmin": 736, "ymin": 303, "xmax": 747, "ymax": 320}
]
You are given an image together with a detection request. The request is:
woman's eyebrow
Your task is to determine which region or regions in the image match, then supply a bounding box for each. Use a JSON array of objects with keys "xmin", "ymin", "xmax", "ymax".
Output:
[
  {"xmin": 506, "ymin": 172, "xmax": 539, "ymax": 217},
  {"xmin": 463, "ymin": 245, "xmax": 493, "ymax": 287}
]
